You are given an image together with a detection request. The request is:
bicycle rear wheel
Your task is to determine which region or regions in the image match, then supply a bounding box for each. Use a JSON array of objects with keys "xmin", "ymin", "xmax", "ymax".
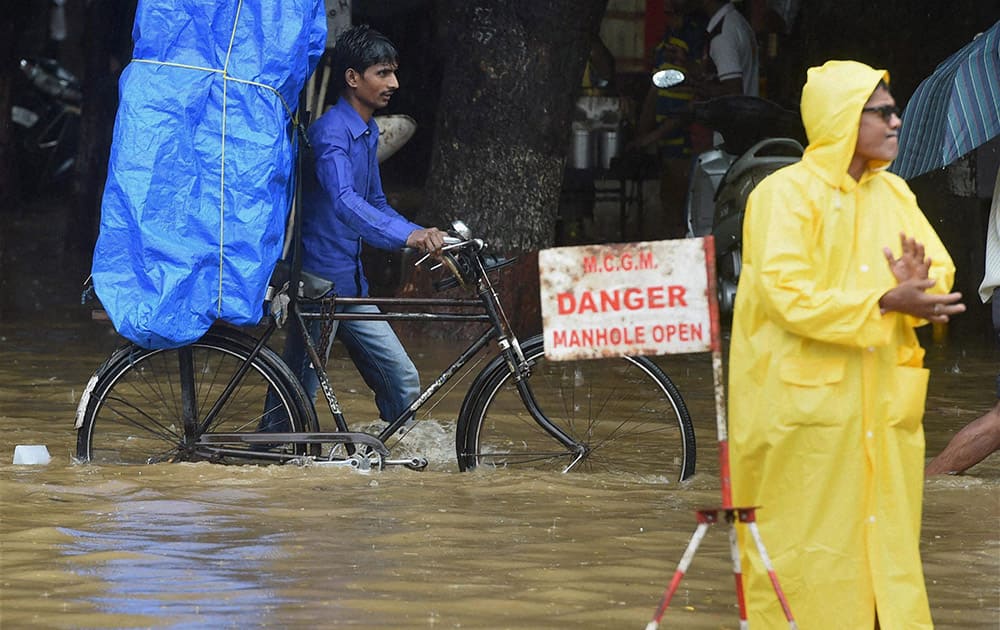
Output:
[
  {"xmin": 76, "ymin": 326, "xmax": 319, "ymax": 465},
  {"xmin": 456, "ymin": 335, "xmax": 696, "ymax": 481}
]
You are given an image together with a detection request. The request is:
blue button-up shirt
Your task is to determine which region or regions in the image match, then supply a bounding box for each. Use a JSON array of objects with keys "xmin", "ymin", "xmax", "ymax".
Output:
[{"xmin": 301, "ymin": 98, "xmax": 421, "ymax": 297}]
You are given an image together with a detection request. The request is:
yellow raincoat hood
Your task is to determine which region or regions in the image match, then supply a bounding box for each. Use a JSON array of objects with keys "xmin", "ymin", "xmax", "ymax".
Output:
[{"xmin": 799, "ymin": 60, "xmax": 890, "ymax": 189}]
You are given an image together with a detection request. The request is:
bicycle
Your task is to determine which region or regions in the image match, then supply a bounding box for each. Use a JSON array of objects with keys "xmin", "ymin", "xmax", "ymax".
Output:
[{"xmin": 75, "ymin": 221, "xmax": 697, "ymax": 480}]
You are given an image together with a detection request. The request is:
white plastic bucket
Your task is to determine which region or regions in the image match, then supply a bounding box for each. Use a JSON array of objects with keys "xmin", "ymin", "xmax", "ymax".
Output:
[{"xmin": 13, "ymin": 444, "xmax": 51, "ymax": 465}]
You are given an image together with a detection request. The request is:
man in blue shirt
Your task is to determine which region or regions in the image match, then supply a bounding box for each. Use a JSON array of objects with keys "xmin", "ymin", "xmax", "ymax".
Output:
[{"xmin": 282, "ymin": 25, "xmax": 446, "ymax": 427}]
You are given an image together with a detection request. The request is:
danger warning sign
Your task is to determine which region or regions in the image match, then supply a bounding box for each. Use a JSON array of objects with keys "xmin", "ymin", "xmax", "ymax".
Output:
[{"xmin": 538, "ymin": 238, "xmax": 718, "ymax": 361}]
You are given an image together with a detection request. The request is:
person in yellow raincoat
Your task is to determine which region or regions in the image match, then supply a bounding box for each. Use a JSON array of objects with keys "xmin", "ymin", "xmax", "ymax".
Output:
[{"xmin": 728, "ymin": 60, "xmax": 966, "ymax": 628}]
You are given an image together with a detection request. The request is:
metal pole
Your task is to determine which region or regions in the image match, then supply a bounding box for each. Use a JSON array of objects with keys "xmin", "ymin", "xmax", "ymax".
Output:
[
  {"xmin": 743, "ymin": 512, "xmax": 798, "ymax": 628},
  {"xmin": 727, "ymin": 518, "xmax": 749, "ymax": 628},
  {"xmin": 646, "ymin": 237, "xmax": 797, "ymax": 628},
  {"xmin": 645, "ymin": 519, "xmax": 711, "ymax": 630}
]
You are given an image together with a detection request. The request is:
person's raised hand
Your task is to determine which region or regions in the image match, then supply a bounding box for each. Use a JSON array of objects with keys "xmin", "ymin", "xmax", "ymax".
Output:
[{"xmin": 883, "ymin": 232, "xmax": 932, "ymax": 284}]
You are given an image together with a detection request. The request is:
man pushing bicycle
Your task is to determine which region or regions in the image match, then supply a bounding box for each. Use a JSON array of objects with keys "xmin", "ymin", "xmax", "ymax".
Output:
[{"xmin": 272, "ymin": 25, "xmax": 447, "ymax": 428}]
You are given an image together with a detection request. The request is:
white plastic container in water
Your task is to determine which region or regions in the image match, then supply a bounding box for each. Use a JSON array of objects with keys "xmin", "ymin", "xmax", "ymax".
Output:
[{"xmin": 13, "ymin": 444, "xmax": 51, "ymax": 465}]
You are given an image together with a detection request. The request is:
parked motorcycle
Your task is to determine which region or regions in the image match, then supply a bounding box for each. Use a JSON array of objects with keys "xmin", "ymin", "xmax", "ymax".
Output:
[
  {"xmin": 653, "ymin": 69, "xmax": 804, "ymax": 313},
  {"xmin": 10, "ymin": 57, "xmax": 82, "ymax": 193},
  {"xmin": 686, "ymin": 95, "xmax": 804, "ymax": 312}
]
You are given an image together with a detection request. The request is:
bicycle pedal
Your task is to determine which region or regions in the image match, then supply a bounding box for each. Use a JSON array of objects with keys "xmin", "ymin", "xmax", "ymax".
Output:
[
  {"xmin": 384, "ymin": 457, "xmax": 428, "ymax": 471},
  {"xmin": 306, "ymin": 455, "xmax": 377, "ymax": 473}
]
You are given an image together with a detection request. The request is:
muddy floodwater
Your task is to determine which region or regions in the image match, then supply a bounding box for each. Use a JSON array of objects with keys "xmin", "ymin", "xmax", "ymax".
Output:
[{"xmin": 1, "ymin": 311, "xmax": 998, "ymax": 629}]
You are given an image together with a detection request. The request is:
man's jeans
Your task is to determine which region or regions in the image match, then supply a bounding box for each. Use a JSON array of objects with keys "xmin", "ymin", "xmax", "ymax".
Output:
[{"xmin": 263, "ymin": 304, "xmax": 420, "ymax": 430}]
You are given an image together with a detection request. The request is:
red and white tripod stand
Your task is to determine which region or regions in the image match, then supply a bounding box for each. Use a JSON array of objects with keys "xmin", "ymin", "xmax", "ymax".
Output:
[{"xmin": 646, "ymin": 242, "xmax": 798, "ymax": 630}]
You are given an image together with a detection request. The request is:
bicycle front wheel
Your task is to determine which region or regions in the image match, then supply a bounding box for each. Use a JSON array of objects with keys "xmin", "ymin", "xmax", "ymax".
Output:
[
  {"xmin": 76, "ymin": 326, "xmax": 319, "ymax": 465},
  {"xmin": 456, "ymin": 335, "xmax": 696, "ymax": 480}
]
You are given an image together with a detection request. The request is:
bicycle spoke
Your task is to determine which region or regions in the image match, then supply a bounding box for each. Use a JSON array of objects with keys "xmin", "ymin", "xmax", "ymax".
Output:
[{"xmin": 102, "ymin": 394, "xmax": 184, "ymax": 443}]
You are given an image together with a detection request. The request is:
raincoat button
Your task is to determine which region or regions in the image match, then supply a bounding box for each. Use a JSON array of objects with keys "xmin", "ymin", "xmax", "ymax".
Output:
[
  {"xmin": 867, "ymin": 346, "xmax": 875, "ymax": 352},
  {"xmin": 860, "ymin": 264, "xmax": 869, "ymax": 272},
  {"xmin": 867, "ymin": 431, "xmax": 874, "ymax": 438},
  {"xmin": 869, "ymin": 515, "xmax": 876, "ymax": 523}
]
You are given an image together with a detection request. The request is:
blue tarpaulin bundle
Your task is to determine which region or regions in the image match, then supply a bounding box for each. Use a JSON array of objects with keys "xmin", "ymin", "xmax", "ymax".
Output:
[{"xmin": 92, "ymin": 0, "xmax": 326, "ymax": 349}]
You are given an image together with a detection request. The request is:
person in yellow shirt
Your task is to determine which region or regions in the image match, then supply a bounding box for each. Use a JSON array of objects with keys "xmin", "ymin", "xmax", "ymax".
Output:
[{"xmin": 728, "ymin": 60, "xmax": 965, "ymax": 628}]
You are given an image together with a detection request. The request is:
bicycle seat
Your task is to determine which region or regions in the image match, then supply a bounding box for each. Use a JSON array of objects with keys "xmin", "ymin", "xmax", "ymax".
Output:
[{"xmin": 268, "ymin": 260, "xmax": 335, "ymax": 300}]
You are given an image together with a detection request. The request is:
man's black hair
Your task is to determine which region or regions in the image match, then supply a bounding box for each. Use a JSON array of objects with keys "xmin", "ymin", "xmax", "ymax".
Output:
[{"xmin": 330, "ymin": 24, "xmax": 399, "ymax": 95}]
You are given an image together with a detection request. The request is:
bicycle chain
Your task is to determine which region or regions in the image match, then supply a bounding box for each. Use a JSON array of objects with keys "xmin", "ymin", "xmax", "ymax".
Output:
[{"xmin": 316, "ymin": 296, "xmax": 337, "ymax": 368}]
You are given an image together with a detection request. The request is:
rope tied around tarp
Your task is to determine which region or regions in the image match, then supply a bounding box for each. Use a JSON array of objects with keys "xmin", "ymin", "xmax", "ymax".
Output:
[{"xmin": 130, "ymin": 58, "xmax": 298, "ymax": 121}]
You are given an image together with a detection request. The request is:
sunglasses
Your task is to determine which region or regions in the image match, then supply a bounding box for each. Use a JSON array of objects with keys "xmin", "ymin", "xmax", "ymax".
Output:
[{"xmin": 862, "ymin": 104, "xmax": 901, "ymax": 122}]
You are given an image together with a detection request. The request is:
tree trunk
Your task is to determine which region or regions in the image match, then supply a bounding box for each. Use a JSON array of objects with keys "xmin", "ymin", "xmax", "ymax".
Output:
[
  {"xmin": 400, "ymin": 0, "xmax": 606, "ymax": 339},
  {"xmin": 423, "ymin": 0, "xmax": 607, "ymax": 253}
]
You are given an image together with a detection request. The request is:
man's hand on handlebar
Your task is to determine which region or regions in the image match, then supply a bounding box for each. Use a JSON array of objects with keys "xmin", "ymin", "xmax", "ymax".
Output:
[{"xmin": 407, "ymin": 227, "xmax": 448, "ymax": 255}]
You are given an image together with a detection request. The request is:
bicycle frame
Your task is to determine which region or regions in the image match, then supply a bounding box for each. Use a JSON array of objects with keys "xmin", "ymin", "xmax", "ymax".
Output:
[
  {"xmin": 285, "ymin": 245, "xmax": 585, "ymax": 457},
  {"xmin": 182, "ymin": 236, "xmax": 585, "ymax": 468},
  {"xmin": 294, "ymin": 293, "xmax": 494, "ymax": 441}
]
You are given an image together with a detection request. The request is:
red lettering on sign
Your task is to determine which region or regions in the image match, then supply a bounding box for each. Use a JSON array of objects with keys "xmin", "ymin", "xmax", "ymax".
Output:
[
  {"xmin": 647, "ymin": 286, "xmax": 665, "ymax": 309},
  {"xmin": 550, "ymin": 326, "xmax": 647, "ymax": 348},
  {"xmin": 579, "ymin": 251, "xmax": 658, "ymax": 274},
  {"xmin": 624, "ymin": 287, "xmax": 643, "ymax": 310},
  {"xmin": 650, "ymin": 322, "xmax": 703, "ymax": 342},
  {"xmin": 557, "ymin": 293, "xmax": 575, "ymax": 315},
  {"xmin": 555, "ymin": 286, "xmax": 690, "ymax": 314},
  {"xmin": 668, "ymin": 285, "xmax": 687, "ymax": 306},
  {"xmin": 600, "ymin": 291, "xmax": 620, "ymax": 312}
]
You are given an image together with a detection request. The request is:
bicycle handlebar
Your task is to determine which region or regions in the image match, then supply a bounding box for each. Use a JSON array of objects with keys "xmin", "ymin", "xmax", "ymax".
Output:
[{"xmin": 412, "ymin": 235, "xmax": 484, "ymax": 267}]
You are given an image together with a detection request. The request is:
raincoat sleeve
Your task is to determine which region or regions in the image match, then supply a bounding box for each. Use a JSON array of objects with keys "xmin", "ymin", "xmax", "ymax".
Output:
[
  {"xmin": 888, "ymin": 178, "xmax": 956, "ymax": 329},
  {"xmin": 742, "ymin": 176, "xmax": 949, "ymax": 349}
]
